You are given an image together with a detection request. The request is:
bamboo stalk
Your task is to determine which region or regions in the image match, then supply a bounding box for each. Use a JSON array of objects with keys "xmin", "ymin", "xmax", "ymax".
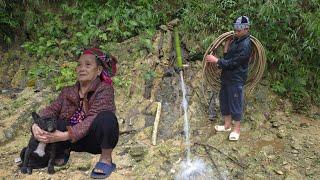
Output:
[
  {"xmin": 174, "ymin": 27, "xmax": 183, "ymax": 69},
  {"xmin": 152, "ymin": 102, "xmax": 162, "ymax": 145}
]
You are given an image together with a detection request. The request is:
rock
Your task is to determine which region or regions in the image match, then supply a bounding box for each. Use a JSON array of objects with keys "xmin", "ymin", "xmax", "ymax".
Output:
[
  {"xmin": 291, "ymin": 142, "xmax": 302, "ymax": 150},
  {"xmin": 3, "ymin": 127, "xmax": 14, "ymax": 139},
  {"xmin": 275, "ymin": 170, "xmax": 284, "ymax": 175},
  {"xmin": 263, "ymin": 112, "xmax": 271, "ymax": 120},
  {"xmin": 261, "ymin": 145, "xmax": 274, "ymax": 155},
  {"xmin": 272, "ymin": 122, "xmax": 279, "ymax": 128},
  {"xmin": 276, "ymin": 127, "xmax": 287, "ymax": 138},
  {"xmin": 276, "ymin": 132, "xmax": 285, "ymax": 139},
  {"xmin": 1, "ymin": 89, "xmax": 10, "ymax": 94},
  {"xmin": 118, "ymin": 118, "xmax": 125, "ymax": 124},
  {"xmin": 299, "ymin": 122, "xmax": 309, "ymax": 128},
  {"xmin": 291, "ymin": 150, "xmax": 299, "ymax": 154},
  {"xmin": 170, "ymin": 168, "xmax": 176, "ymax": 174},
  {"xmin": 128, "ymin": 145, "xmax": 146, "ymax": 162}
]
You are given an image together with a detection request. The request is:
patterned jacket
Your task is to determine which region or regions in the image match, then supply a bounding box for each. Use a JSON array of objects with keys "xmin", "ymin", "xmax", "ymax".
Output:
[{"xmin": 39, "ymin": 78, "xmax": 116, "ymax": 142}]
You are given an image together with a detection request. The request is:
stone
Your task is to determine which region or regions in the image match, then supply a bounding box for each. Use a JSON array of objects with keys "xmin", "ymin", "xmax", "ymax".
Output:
[
  {"xmin": 299, "ymin": 122, "xmax": 309, "ymax": 128},
  {"xmin": 276, "ymin": 126, "xmax": 287, "ymax": 138},
  {"xmin": 3, "ymin": 127, "xmax": 14, "ymax": 139},
  {"xmin": 272, "ymin": 122, "xmax": 279, "ymax": 128},
  {"xmin": 128, "ymin": 145, "xmax": 146, "ymax": 162},
  {"xmin": 275, "ymin": 170, "xmax": 284, "ymax": 175},
  {"xmin": 276, "ymin": 132, "xmax": 285, "ymax": 139},
  {"xmin": 291, "ymin": 142, "xmax": 302, "ymax": 150},
  {"xmin": 1, "ymin": 89, "xmax": 10, "ymax": 94},
  {"xmin": 291, "ymin": 150, "xmax": 299, "ymax": 154},
  {"xmin": 261, "ymin": 145, "xmax": 274, "ymax": 155}
]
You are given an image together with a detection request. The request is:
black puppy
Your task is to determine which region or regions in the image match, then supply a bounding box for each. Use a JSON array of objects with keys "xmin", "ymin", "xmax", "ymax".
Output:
[{"xmin": 20, "ymin": 112, "xmax": 57, "ymax": 174}]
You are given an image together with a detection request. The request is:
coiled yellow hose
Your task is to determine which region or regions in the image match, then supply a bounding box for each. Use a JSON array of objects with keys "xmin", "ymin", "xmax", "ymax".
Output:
[{"xmin": 202, "ymin": 31, "xmax": 266, "ymax": 94}]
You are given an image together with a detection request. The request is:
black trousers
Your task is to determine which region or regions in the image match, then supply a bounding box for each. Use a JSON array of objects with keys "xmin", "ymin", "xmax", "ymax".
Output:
[{"xmin": 56, "ymin": 111, "xmax": 119, "ymax": 155}]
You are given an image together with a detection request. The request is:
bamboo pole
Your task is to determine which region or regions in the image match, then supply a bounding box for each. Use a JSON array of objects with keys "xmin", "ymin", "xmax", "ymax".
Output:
[
  {"xmin": 174, "ymin": 27, "xmax": 183, "ymax": 69},
  {"xmin": 152, "ymin": 102, "xmax": 162, "ymax": 145}
]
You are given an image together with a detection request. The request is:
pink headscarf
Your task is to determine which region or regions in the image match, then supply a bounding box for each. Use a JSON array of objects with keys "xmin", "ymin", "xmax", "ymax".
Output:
[{"xmin": 82, "ymin": 48, "xmax": 117, "ymax": 85}]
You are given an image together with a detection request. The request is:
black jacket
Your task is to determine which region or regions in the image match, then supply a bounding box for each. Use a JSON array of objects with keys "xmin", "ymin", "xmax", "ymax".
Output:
[{"xmin": 217, "ymin": 34, "xmax": 252, "ymax": 85}]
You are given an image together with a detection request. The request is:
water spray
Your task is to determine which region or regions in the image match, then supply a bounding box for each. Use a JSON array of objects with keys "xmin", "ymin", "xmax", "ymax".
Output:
[{"xmin": 173, "ymin": 26, "xmax": 215, "ymax": 180}]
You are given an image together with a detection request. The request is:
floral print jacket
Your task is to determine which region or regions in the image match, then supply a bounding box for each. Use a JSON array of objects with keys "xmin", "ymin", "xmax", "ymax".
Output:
[{"xmin": 39, "ymin": 78, "xmax": 116, "ymax": 142}]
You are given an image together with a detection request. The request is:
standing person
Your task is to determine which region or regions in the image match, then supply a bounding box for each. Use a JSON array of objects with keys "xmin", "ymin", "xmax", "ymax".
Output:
[
  {"xmin": 206, "ymin": 16, "xmax": 252, "ymax": 141},
  {"xmin": 30, "ymin": 48, "xmax": 119, "ymax": 178}
]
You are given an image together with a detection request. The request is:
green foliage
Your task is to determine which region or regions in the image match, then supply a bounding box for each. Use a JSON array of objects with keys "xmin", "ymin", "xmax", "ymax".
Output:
[
  {"xmin": 28, "ymin": 61, "xmax": 77, "ymax": 91},
  {"xmin": 172, "ymin": 0, "xmax": 320, "ymax": 110},
  {"xmin": 113, "ymin": 76, "xmax": 131, "ymax": 88},
  {"xmin": 0, "ymin": 1, "xmax": 23, "ymax": 45},
  {"xmin": 28, "ymin": 64, "xmax": 54, "ymax": 80},
  {"xmin": 53, "ymin": 62, "xmax": 77, "ymax": 90},
  {"xmin": 143, "ymin": 70, "xmax": 156, "ymax": 81},
  {"xmin": 1, "ymin": 0, "xmax": 319, "ymax": 111}
]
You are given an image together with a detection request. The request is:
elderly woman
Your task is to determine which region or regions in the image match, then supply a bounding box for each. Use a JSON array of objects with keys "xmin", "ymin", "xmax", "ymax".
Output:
[{"xmin": 31, "ymin": 48, "xmax": 119, "ymax": 178}]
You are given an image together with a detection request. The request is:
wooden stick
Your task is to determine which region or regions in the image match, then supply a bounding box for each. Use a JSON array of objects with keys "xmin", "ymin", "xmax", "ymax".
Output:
[
  {"xmin": 152, "ymin": 102, "xmax": 162, "ymax": 145},
  {"xmin": 202, "ymin": 145, "xmax": 224, "ymax": 180}
]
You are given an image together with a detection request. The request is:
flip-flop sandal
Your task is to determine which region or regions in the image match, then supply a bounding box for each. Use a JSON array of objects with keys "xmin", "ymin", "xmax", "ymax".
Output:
[
  {"xmin": 90, "ymin": 162, "xmax": 116, "ymax": 179},
  {"xmin": 214, "ymin": 125, "xmax": 231, "ymax": 132},
  {"xmin": 229, "ymin": 131, "xmax": 240, "ymax": 141}
]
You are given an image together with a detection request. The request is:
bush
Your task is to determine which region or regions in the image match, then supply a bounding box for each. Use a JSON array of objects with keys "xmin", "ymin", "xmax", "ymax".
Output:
[{"xmin": 2, "ymin": 0, "xmax": 319, "ymax": 110}]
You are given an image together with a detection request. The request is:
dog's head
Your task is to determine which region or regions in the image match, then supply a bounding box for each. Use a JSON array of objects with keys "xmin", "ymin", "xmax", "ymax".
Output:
[{"xmin": 31, "ymin": 112, "xmax": 57, "ymax": 133}]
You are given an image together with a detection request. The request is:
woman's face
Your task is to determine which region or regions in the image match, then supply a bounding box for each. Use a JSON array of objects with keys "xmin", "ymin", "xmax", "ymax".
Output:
[{"xmin": 76, "ymin": 54, "xmax": 102, "ymax": 83}]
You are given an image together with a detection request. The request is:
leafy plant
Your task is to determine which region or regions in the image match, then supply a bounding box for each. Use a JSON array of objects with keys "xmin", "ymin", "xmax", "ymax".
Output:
[
  {"xmin": 53, "ymin": 62, "xmax": 77, "ymax": 90},
  {"xmin": 143, "ymin": 70, "xmax": 156, "ymax": 81},
  {"xmin": 2, "ymin": 0, "xmax": 319, "ymax": 110},
  {"xmin": 113, "ymin": 76, "xmax": 132, "ymax": 88}
]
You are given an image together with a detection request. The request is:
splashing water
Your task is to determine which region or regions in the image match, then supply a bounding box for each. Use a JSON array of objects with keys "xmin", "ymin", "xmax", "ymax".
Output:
[
  {"xmin": 176, "ymin": 159, "xmax": 215, "ymax": 180},
  {"xmin": 180, "ymin": 71, "xmax": 191, "ymax": 163},
  {"xmin": 176, "ymin": 71, "xmax": 214, "ymax": 180},
  {"xmin": 176, "ymin": 71, "xmax": 229, "ymax": 180}
]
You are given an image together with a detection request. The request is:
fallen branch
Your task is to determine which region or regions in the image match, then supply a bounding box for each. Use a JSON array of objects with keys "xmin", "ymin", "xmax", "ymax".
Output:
[
  {"xmin": 202, "ymin": 145, "xmax": 224, "ymax": 180},
  {"xmin": 152, "ymin": 102, "xmax": 162, "ymax": 145},
  {"xmin": 194, "ymin": 142, "xmax": 246, "ymax": 169}
]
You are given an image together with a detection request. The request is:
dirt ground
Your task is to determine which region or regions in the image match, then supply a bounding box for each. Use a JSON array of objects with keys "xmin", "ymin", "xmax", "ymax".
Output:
[{"xmin": 0, "ymin": 30, "xmax": 319, "ymax": 179}]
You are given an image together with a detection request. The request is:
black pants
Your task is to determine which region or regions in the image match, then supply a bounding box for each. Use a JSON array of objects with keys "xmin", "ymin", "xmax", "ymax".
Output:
[
  {"xmin": 219, "ymin": 84, "xmax": 244, "ymax": 121},
  {"xmin": 56, "ymin": 111, "xmax": 119, "ymax": 155}
]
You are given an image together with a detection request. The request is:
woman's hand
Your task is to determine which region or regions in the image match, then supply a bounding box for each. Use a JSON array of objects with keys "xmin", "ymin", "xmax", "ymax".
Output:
[
  {"xmin": 32, "ymin": 123, "xmax": 50, "ymax": 143},
  {"xmin": 46, "ymin": 130, "xmax": 70, "ymax": 143},
  {"xmin": 32, "ymin": 123, "xmax": 69, "ymax": 143}
]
